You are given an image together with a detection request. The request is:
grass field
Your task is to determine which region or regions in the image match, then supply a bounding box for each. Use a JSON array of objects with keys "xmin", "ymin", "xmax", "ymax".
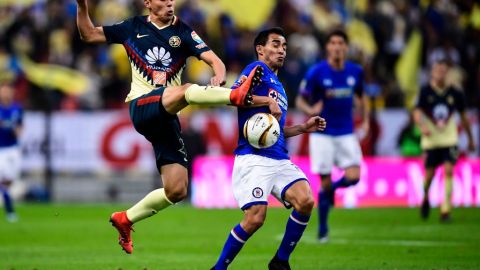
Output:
[{"xmin": 1, "ymin": 204, "xmax": 479, "ymax": 270}]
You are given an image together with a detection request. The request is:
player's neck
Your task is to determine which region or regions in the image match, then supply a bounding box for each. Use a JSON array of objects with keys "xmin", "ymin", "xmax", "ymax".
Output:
[
  {"xmin": 328, "ymin": 58, "xmax": 344, "ymax": 70},
  {"xmin": 430, "ymin": 80, "xmax": 447, "ymax": 93}
]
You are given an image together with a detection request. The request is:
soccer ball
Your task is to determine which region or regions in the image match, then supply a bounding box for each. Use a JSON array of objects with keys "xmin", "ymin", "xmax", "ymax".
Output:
[{"xmin": 243, "ymin": 113, "xmax": 280, "ymax": 149}]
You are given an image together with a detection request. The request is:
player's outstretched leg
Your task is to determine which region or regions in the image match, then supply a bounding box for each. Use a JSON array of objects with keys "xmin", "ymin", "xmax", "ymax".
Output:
[
  {"xmin": 184, "ymin": 65, "xmax": 263, "ymax": 107},
  {"xmin": 110, "ymin": 211, "xmax": 134, "ymax": 254},
  {"xmin": 229, "ymin": 65, "xmax": 263, "ymax": 106},
  {"xmin": 109, "ymin": 188, "xmax": 174, "ymax": 254},
  {"xmin": 318, "ymin": 189, "xmax": 330, "ymax": 242}
]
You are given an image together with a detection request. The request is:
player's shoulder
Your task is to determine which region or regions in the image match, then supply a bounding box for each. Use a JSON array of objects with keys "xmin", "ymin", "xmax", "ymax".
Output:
[
  {"xmin": 447, "ymin": 86, "xmax": 465, "ymax": 99},
  {"xmin": 344, "ymin": 60, "xmax": 363, "ymax": 72},
  {"xmin": 305, "ymin": 61, "xmax": 327, "ymax": 77},
  {"xmin": 171, "ymin": 17, "xmax": 194, "ymax": 33}
]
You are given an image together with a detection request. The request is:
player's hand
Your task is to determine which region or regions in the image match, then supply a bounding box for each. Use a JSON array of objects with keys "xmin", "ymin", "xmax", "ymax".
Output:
[
  {"xmin": 210, "ymin": 75, "xmax": 226, "ymax": 87},
  {"xmin": 76, "ymin": 0, "xmax": 87, "ymax": 5},
  {"xmin": 420, "ymin": 125, "xmax": 430, "ymax": 136},
  {"xmin": 302, "ymin": 116, "xmax": 326, "ymax": 133},
  {"xmin": 268, "ymin": 98, "xmax": 282, "ymax": 120}
]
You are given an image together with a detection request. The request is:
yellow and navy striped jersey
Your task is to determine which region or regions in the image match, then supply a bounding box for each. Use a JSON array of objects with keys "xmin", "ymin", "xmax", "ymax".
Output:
[
  {"xmin": 103, "ymin": 15, "xmax": 210, "ymax": 102},
  {"xmin": 415, "ymin": 85, "xmax": 466, "ymax": 150}
]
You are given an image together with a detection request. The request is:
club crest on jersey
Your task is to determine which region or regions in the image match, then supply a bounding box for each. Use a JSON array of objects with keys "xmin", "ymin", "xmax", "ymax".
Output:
[
  {"xmin": 169, "ymin": 36, "xmax": 181, "ymax": 47},
  {"xmin": 191, "ymin": 31, "xmax": 204, "ymax": 44},
  {"xmin": 323, "ymin": 78, "xmax": 332, "ymax": 86},
  {"xmin": 268, "ymin": 89, "xmax": 279, "ymax": 101},
  {"xmin": 252, "ymin": 187, "xmax": 263, "ymax": 198},
  {"xmin": 347, "ymin": 76, "xmax": 356, "ymax": 86},
  {"xmin": 146, "ymin": 46, "xmax": 172, "ymax": 66}
]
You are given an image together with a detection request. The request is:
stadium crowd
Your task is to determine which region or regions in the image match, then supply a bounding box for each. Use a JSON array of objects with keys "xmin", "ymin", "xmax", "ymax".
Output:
[{"xmin": 0, "ymin": 0, "xmax": 479, "ymax": 111}]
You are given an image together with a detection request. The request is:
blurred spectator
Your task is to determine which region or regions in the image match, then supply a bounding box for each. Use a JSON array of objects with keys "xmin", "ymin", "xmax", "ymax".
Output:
[
  {"xmin": 397, "ymin": 112, "xmax": 422, "ymax": 157},
  {"xmin": 0, "ymin": 0, "xmax": 478, "ymax": 110}
]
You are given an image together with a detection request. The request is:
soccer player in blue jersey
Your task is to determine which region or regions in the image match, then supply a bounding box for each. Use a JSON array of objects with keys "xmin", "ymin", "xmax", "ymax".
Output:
[
  {"xmin": 296, "ymin": 29, "xmax": 369, "ymax": 243},
  {"xmin": 76, "ymin": 0, "xmax": 263, "ymax": 254},
  {"xmin": 0, "ymin": 83, "xmax": 22, "ymax": 223},
  {"xmin": 210, "ymin": 28, "xmax": 326, "ymax": 270}
]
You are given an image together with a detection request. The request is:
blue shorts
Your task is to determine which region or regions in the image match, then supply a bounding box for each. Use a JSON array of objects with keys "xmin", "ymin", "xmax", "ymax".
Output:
[{"xmin": 129, "ymin": 88, "xmax": 188, "ymax": 170}]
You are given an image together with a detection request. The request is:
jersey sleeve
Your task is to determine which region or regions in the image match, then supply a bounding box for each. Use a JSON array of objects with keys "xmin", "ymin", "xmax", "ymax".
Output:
[
  {"xmin": 354, "ymin": 67, "xmax": 365, "ymax": 97},
  {"xmin": 299, "ymin": 67, "xmax": 322, "ymax": 103},
  {"xmin": 103, "ymin": 18, "xmax": 134, "ymax": 44},
  {"xmin": 415, "ymin": 87, "xmax": 427, "ymax": 110},
  {"xmin": 454, "ymin": 88, "xmax": 467, "ymax": 113},
  {"xmin": 181, "ymin": 24, "xmax": 211, "ymax": 58}
]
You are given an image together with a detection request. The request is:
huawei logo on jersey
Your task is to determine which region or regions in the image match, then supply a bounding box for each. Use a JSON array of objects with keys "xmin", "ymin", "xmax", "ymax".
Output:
[{"xmin": 145, "ymin": 47, "xmax": 172, "ymax": 66}]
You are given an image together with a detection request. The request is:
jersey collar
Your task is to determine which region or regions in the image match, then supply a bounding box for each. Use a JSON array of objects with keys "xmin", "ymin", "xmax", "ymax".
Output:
[{"xmin": 147, "ymin": 15, "xmax": 177, "ymax": 30}]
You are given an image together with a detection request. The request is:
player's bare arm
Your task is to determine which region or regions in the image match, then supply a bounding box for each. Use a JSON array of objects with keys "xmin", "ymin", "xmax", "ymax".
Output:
[
  {"xmin": 76, "ymin": 0, "xmax": 106, "ymax": 43},
  {"xmin": 199, "ymin": 51, "xmax": 226, "ymax": 86},
  {"xmin": 295, "ymin": 95, "xmax": 322, "ymax": 117},
  {"xmin": 460, "ymin": 111, "xmax": 476, "ymax": 152},
  {"xmin": 248, "ymin": 95, "xmax": 282, "ymax": 120},
  {"xmin": 413, "ymin": 108, "xmax": 430, "ymax": 136},
  {"xmin": 284, "ymin": 116, "xmax": 326, "ymax": 138},
  {"xmin": 358, "ymin": 94, "xmax": 370, "ymax": 134}
]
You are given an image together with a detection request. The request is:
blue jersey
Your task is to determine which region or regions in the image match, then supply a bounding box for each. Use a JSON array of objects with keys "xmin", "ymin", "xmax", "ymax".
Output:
[
  {"xmin": 103, "ymin": 15, "xmax": 211, "ymax": 102},
  {"xmin": 299, "ymin": 60, "xmax": 364, "ymax": 136},
  {"xmin": 234, "ymin": 61, "xmax": 289, "ymax": 160},
  {"xmin": 0, "ymin": 103, "xmax": 22, "ymax": 147}
]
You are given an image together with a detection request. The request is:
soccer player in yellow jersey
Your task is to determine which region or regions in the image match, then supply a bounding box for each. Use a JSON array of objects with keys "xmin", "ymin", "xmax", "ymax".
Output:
[
  {"xmin": 413, "ymin": 59, "xmax": 475, "ymax": 222},
  {"xmin": 76, "ymin": 0, "xmax": 263, "ymax": 253}
]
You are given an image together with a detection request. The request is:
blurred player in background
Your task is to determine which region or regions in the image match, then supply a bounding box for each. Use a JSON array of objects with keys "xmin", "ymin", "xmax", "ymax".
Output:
[
  {"xmin": 413, "ymin": 59, "xmax": 475, "ymax": 222},
  {"xmin": 296, "ymin": 29, "xmax": 369, "ymax": 243},
  {"xmin": 76, "ymin": 0, "xmax": 262, "ymax": 254},
  {"xmin": 0, "ymin": 83, "xmax": 23, "ymax": 223},
  {"xmin": 211, "ymin": 27, "xmax": 326, "ymax": 270}
]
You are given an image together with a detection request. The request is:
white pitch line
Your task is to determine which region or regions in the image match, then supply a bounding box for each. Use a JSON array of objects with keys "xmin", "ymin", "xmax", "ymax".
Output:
[{"xmin": 275, "ymin": 235, "xmax": 465, "ymax": 247}]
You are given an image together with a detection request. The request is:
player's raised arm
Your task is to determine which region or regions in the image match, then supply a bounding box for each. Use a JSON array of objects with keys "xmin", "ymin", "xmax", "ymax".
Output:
[
  {"xmin": 199, "ymin": 50, "xmax": 226, "ymax": 86},
  {"xmin": 76, "ymin": 0, "xmax": 106, "ymax": 43}
]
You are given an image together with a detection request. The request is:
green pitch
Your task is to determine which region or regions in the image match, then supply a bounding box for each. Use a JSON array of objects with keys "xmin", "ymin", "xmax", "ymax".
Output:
[{"xmin": 1, "ymin": 204, "xmax": 479, "ymax": 270}]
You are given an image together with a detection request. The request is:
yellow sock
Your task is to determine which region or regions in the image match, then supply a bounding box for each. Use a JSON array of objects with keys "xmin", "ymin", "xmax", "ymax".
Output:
[
  {"xmin": 126, "ymin": 188, "xmax": 174, "ymax": 223},
  {"xmin": 184, "ymin": 84, "xmax": 231, "ymax": 105},
  {"xmin": 441, "ymin": 177, "xmax": 453, "ymax": 213}
]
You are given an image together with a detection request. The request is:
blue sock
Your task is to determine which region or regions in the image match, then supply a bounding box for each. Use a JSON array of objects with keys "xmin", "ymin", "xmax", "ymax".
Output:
[
  {"xmin": 277, "ymin": 210, "xmax": 310, "ymax": 261},
  {"xmin": 1, "ymin": 187, "xmax": 14, "ymax": 214},
  {"xmin": 332, "ymin": 177, "xmax": 359, "ymax": 190},
  {"xmin": 214, "ymin": 224, "xmax": 250, "ymax": 270},
  {"xmin": 318, "ymin": 191, "xmax": 330, "ymax": 237}
]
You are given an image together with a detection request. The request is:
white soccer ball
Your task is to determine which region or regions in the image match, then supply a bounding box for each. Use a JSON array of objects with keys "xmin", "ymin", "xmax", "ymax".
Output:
[{"xmin": 243, "ymin": 113, "xmax": 280, "ymax": 149}]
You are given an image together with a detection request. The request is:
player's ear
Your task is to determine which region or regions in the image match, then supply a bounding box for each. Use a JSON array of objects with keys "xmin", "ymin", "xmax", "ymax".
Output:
[
  {"xmin": 144, "ymin": 0, "xmax": 150, "ymax": 8},
  {"xmin": 256, "ymin": 45, "xmax": 264, "ymax": 57}
]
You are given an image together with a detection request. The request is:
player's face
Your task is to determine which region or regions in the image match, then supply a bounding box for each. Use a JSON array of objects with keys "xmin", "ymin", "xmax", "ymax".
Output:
[
  {"xmin": 145, "ymin": 0, "xmax": 175, "ymax": 23},
  {"xmin": 326, "ymin": 35, "xmax": 348, "ymax": 62},
  {"xmin": 431, "ymin": 62, "xmax": 449, "ymax": 83},
  {"xmin": 0, "ymin": 84, "xmax": 14, "ymax": 105},
  {"xmin": 257, "ymin": 33, "xmax": 287, "ymax": 71}
]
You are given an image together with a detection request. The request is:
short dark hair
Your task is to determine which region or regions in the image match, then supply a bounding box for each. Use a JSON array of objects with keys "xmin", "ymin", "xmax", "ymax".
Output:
[
  {"xmin": 325, "ymin": 29, "xmax": 349, "ymax": 45},
  {"xmin": 253, "ymin": 27, "xmax": 285, "ymax": 59}
]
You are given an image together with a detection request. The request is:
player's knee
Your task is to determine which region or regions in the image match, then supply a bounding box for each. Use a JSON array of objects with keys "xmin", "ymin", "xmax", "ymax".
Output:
[
  {"xmin": 165, "ymin": 185, "xmax": 187, "ymax": 203},
  {"xmin": 296, "ymin": 195, "xmax": 314, "ymax": 214},
  {"xmin": 245, "ymin": 214, "xmax": 265, "ymax": 231}
]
